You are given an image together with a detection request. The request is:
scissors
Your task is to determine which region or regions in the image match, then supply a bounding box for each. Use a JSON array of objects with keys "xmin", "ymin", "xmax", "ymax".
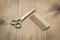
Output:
[{"xmin": 10, "ymin": 8, "xmax": 36, "ymax": 28}]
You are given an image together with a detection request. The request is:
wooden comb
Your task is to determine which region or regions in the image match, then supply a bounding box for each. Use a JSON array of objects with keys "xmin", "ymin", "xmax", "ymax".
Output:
[{"xmin": 30, "ymin": 14, "xmax": 50, "ymax": 31}]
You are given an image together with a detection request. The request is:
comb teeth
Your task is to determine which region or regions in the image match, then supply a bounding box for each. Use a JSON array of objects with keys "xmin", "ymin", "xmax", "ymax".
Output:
[{"xmin": 30, "ymin": 14, "xmax": 50, "ymax": 31}]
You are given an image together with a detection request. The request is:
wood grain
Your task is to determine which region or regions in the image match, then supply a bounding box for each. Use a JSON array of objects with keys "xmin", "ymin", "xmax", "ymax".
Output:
[
  {"xmin": 0, "ymin": 0, "xmax": 19, "ymax": 40},
  {"xmin": 43, "ymin": 0, "xmax": 60, "ymax": 40}
]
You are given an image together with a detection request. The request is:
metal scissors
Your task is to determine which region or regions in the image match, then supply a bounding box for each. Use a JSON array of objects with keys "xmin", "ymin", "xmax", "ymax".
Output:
[{"xmin": 10, "ymin": 8, "xmax": 36, "ymax": 28}]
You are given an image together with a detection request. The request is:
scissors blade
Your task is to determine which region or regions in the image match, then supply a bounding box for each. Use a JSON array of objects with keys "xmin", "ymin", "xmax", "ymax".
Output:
[{"xmin": 20, "ymin": 8, "xmax": 36, "ymax": 22}]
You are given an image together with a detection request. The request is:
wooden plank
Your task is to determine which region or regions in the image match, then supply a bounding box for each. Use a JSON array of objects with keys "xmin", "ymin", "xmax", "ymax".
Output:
[
  {"xmin": 40, "ymin": 0, "xmax": 60, "ymax": 40},
  {"xmin": 43, "ymin": 0, "xmax": 60, "ymax": 40},
  {"xmin": 0, "ymin": 0, "xmax": 19, "ymax": 40}
]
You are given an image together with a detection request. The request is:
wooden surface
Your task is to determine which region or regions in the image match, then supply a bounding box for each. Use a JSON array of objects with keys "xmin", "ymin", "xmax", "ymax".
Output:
[
  {"xmin": 0, "ymin": 0, "xmax": 60, "ymax": 40},
  {"xmin": 0, "ymin": 0, "xmax": 19, "ymax": 40},
  {"xmin": 43, "ymin": 0, "xmax": 60, "ymax": 40}
]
